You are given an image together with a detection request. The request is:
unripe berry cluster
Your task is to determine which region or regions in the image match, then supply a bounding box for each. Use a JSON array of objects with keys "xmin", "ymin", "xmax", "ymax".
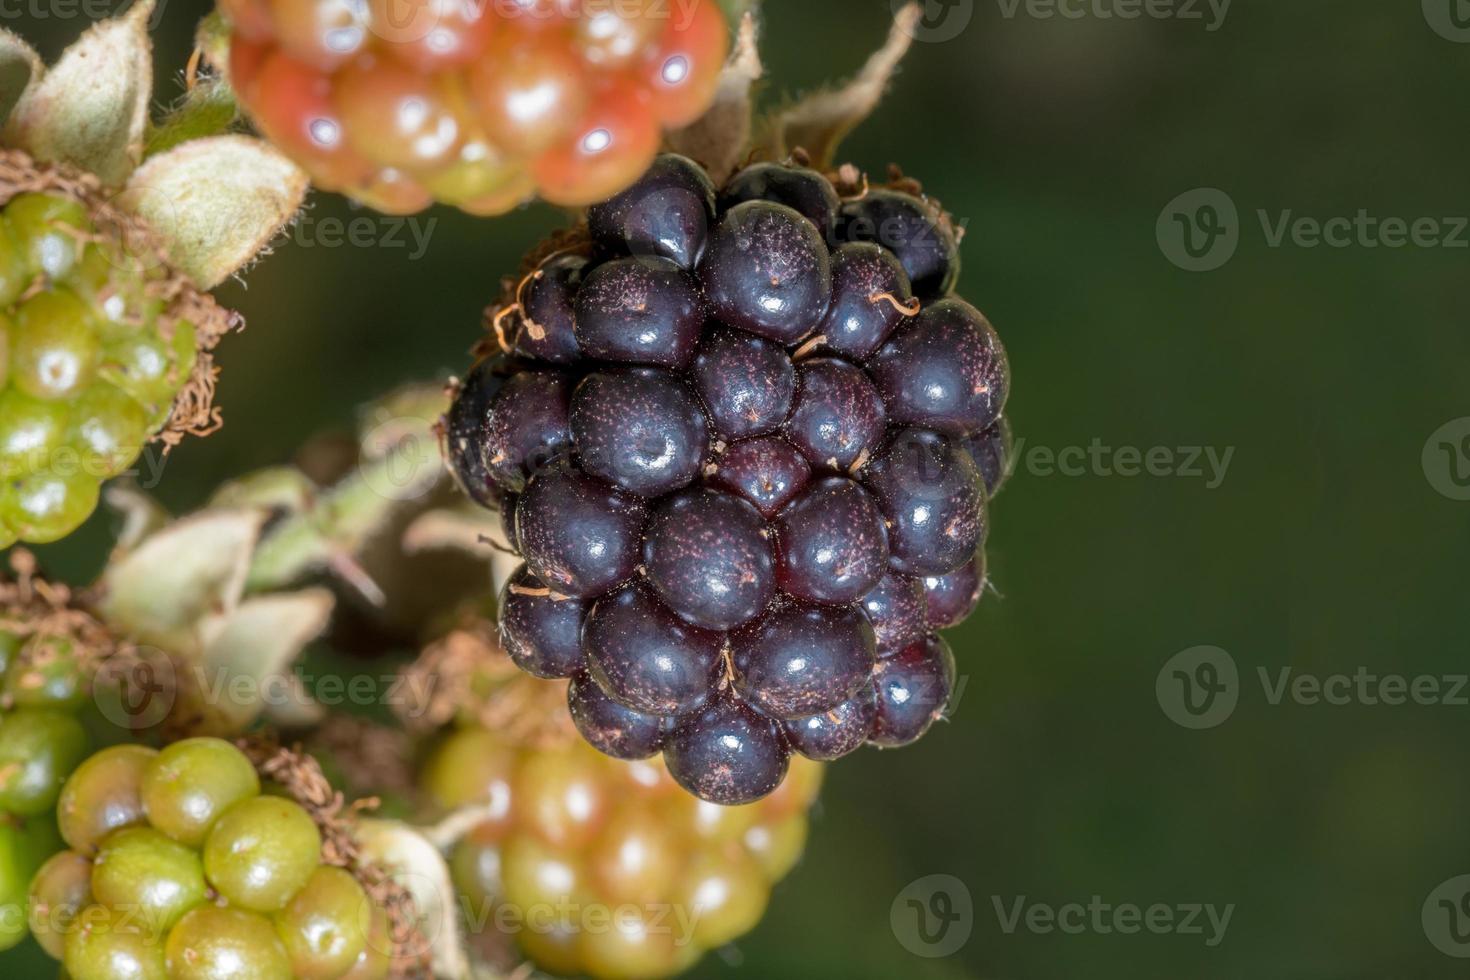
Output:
[
  {"xmin": 222, "ymin": 0, "xmax": 730, "ymax": 214},
  {"xmin": 427, "ymin": 725, "xmax": 822, "ymax": 979},
  {"xmin": 27, "ymin": 737, "xmax": 390, "ymax": 980},
  {"xmin": 447, "ymin": 154, "xmax": 1012, "ymax": 806},
  {"xmin": 0, "ymin": 193, "xmax": 198, "ymax": 545}
]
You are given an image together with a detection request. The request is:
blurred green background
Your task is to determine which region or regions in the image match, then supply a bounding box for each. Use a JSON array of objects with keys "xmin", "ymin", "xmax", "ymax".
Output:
[{"xmin": 13, "ymin": 0, "xmax": 1470, "ymax": 977}]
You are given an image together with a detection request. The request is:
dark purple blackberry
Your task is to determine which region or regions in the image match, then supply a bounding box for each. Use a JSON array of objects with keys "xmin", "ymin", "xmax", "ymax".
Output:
[
  {"xmin": 869, "ymin": 298, "xmax": 1008, "ymax": 437},
  {"xmin": 839, "ymin": 189, "xmax": 960, "ymax": 299},
  {"xmin": 870, "ymin": 636, "xmax": 956, "ymax": 748},
  {"xmin": 569, "ymin": 367, "xmax": 709, "ymax": 497},
  {"xmin": 964, "ymin": 416, "xmax": 1013, "ymax": 497},
  {"xmin": 860, "ymin": 572, "xmax": 929, "ymax": 653},
  {"xmin": 515, "ymin": 254, "xmax": 586, "ymax": 363},
  {"xmin": 582, "ymin": 583, "xmax": 724, "ymax": 717},
  {"xmin": 567, "ymin": 671, "xmax": 670, "ymax": 761},
  {"xmin": 730, "ymin": 602, "xmax": 876, "ymax": 718},
  {"xmin": 643, "ymin": 488, "xmax": 775, "ymax": 630},
  {"xmin": 573, "ymin": 256, "xmax": 705, "ymax": 368},
  {"xmin": 499, "ymin": 565, "xmax": 590, "ymax": 679},
  {"xmin": 817, "ymin": 243, "xmax": 915, "ymax": 360},
  {"xmin": 707, "ymin": 436, "xmax": 812, "ymax": 519},
  {"xmin": 774, "ymin": 476, "xmax": 889, "ymax": 605},
  {"xmin": 588, "ymin": 153, "xmax": 717, "ymax": 270},
  {"xmin": 863, "ymin": 427, "xmax": 986, "ymax": 577},
  {"xmin": 923, "ymin": 551, "xmax": 986, "ymax": 629},
  {"xmin": 700, "ymin": 201, "xmax": 832, "ymax": 343},
  {"xmin": 720, "ymin": 162, "xmax": 842, "ymax": 236},
  {"xmin": 782, "ymin": 682, "xmax": 878, "ymax": 761},
  {"xmin": 448, "ymin": 155, "xmax": 1013, "ymax": 803},
  {"xmin": 690, "ymin": 326, "xmax": 796, "ymax": 440},
  {"xmin": 515, "ymin": 466, "xmax": 647, "ymax": 598},
  {"xmin": 664, "ymin": 691, "xmax": 791, "ymax": 806},
  {"xmin": 784, "ymin": 357, "xmax": 887, "ymax": 471}
]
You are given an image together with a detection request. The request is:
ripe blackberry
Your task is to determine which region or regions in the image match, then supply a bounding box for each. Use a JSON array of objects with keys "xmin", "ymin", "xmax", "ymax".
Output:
[
  {"xmin": 222, "ymin": 0, "xmax": 731, "ymax": 214},
  {"xmin": 32, "ymin": 736, "xmax": 388, "ymax": 980},
  {"xmin": 447, "ymin": 154, "xmax": 1011, "ymax": 805},
  {"xmin": 426, "ymin": 722, "xmax": 823, "ymax": 979}
]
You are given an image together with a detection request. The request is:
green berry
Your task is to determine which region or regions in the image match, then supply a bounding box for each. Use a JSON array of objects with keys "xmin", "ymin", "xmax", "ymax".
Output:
[
  {"xmin": 0, "ymin": 629, "xmax": 20, "ymax": 676},
  {"xmin": 5, "ymin": 193, "xmax": 89, "ymax": 281},
  {"xmin": 274, "ymin": 865, "xmax": 371, "ymax": 979},
  {"xmin": 29, "ymin": 849, "xmax": 93, "ymax": 959},
  {"xmin": 91, "ymin": 826, "xmax": 207, "ymax": 935},
  {"xmin": 0, "ymin": 388, "xmax": 68, "ymax": 478},
  {"xmin": 203, "ymin": 795, "xmax": 322, "ymax": 912},
  {"xmin": 0, "ymin": 820, "xmax": 34, "ymax": 952},
  {"xmin": 5, "ymin": 633, "xmax": 86, "ymax": 709},
  {"xmin": 0, "ymin": 467, "xmax": 101, "ymax": 543},
  {"xmin": 100, "ymin": 326, "xmax": 189, "ymax": 415},
  {"xmin": 57, "ymin": 744, "xmax": 156, "ymax": 854},
  {"xmin": 165, "ymin": 905, "xmax": 293, "ymax": 980},
  {"xmin": 0, "ymin": 707, "xmax": 88, "ymax": 815},
  {"xmin": 0, "ymin": 220, "xmax": 28, "ymax": 307},
  {"xmin": 141, "ymin": 737, "xmax": 260, "ymax": 848},
  {"xmin": 338, "ymin": 905, "xmax": 392, "ymax": 980},
  {"xmin": 67, "ymin": 381, "xmax": 149, "ymax": 479},
  {"xmin": 11, "ymin": 287, "xmax": 100, "ymax": 401},
  {"xmin": 70, "ymin": 245, "xmax": 163, "ymax": 342},
  {"xmin": 64, "ymin": 903, "xmax": 167, "ymax": 980}
]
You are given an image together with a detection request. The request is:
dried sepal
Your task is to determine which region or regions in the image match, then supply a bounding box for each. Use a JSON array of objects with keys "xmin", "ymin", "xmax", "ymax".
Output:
[
  {"xmin": 122, "ymin": 134, "xmax": 307, "ymax": 289},
  {"xmin": 355, "ymin": 818, "xmax": 473, "ymax": 980},
  {"xmin": 759, "ymin": 2, "xmax": 921, "ymax": 169},
  {"xmin": 2, "ymin": 0, "xmax": 154, "ymax": 186},
  {"xmin": 103, "ymin": 483, "xmax": 173, "ymax": 551},
  {"xmin": 99, "ymin": 508, "xmax": 267, "ymax": 651},
  {"xmin": 0, "ymin": 27, "xmax": 42, "ymax": 130},
  {"xmin": 666, "ymin": 12, "xmax": 764, "ymax": 185}
]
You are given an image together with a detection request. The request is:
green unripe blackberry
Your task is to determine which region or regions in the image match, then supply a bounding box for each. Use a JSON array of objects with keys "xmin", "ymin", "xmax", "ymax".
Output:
[
  {"xmin": 0, "ymin": 707, "xmax": 88, "ymax": 815},
  {"xmin": 0, "ymin": 191, "xmax": 204, "ymax": 544}
]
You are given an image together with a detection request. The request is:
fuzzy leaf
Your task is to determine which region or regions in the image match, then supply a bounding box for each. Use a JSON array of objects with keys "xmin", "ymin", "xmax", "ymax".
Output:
[
  {"xmin": 665, "ymin": 13, "xmax": 763, "ymax": 185},
  {"xmin": 3, "ymin": 0, "xmax": 154, "ymax": 185},
  {"xmin": 122, "ymin": 134, "xmax": 307, "ymax": 289},
  {"xmin": 761, "ymin": 2, "xmax": 920, "ymax": 168},
  {"xmin": 0, "ymin": 27, "xmax": 43, "ymax": 132},
  {"xmin": 99, "ymin": 509, "xmax": 265, "ymax": 650},
  {"xmin": 145, "ymin": 78, "xmax": 240, "ymax": 158},
  {"xmin": 355, "ymin": 819, "xmax": 472, "ymax": 980},
  {"xmin": 196, "ymin": 589, "xmax": 334, "ymax": 732}
]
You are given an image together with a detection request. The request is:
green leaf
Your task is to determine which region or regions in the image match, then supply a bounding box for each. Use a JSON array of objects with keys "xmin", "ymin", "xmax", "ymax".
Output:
[
  {"xmin": 145, "ymin": 78, "xmax": 240, "ymax": 159},
  {"xmin": 2, "ymin": 0, "xmax": 154, "ymax": 186}
]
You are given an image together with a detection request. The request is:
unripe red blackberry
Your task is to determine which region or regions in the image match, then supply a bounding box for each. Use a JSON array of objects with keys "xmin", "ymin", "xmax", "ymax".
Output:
[
  {"xmin": 221, "ymin": 0, "xmax": 731, "ymax": 214},
  {"xmin": 426, "ymin": 723, "xmax": 823, "ymax": 980},
  {"xmin": 446, "ymin": 155, "xmax": 1011, "ymax": 805}
]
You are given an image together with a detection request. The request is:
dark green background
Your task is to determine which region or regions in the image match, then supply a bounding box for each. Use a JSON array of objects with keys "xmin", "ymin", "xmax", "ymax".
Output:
[{"xmin": 13, "ymin": 0, "xmax": 1470, "ymax": 977}]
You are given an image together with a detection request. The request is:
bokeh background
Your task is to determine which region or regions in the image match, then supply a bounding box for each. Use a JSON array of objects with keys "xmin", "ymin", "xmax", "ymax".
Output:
[{"xmin": 12, "ymin": 0, "xmax": 1470, "ymax": 977}]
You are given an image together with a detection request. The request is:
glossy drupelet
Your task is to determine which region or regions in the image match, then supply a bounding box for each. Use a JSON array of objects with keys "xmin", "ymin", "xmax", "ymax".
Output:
[
  {"xmin": 221, "ymin": 0, "xmax": 730, "ymax": 214},
  {"xmin": 447, "ymin": 155, "xmax": 1013, "ymax": 806}
]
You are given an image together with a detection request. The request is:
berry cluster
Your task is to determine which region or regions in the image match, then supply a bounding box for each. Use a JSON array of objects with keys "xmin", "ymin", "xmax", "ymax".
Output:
[
  {"xmin": 28, "ymin": 737, "xmax": 390, "ymax": 980},
  {"xmin": 222, "ymin": 0, "xmax": 730, "ymax": 215},
  {"xmin": 427, "ymin": 725, "xmax": 822, "ymax": 979},
  {"xmin": 447, "ymin": 154, "xmax": 1011, "ymax": 805},
  {"xmin": 0, "ymin": 193, "xmax": 198, "ymax": 545}
]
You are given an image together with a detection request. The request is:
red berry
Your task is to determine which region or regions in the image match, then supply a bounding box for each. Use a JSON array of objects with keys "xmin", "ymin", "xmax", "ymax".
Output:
[{"xmin": 532, "ymin": 81, "xmax": 660, "ymax": 207}]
